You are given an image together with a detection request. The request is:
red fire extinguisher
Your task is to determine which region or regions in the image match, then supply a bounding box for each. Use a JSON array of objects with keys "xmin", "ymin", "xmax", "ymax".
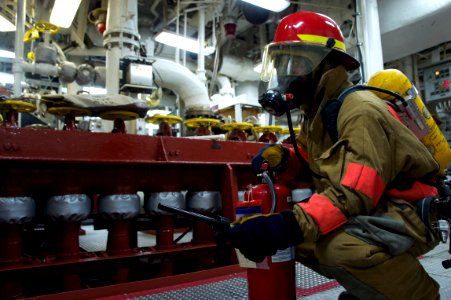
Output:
[{"xmin": 241, "ymin": 166, "xmax": 296, "ymax": 300}]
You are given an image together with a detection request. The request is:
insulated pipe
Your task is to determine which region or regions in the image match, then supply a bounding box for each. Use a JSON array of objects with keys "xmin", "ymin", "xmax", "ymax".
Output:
[
  {"xmin": 219, "ymin": 55, "xmax": 260, "ymax": 82},
  {"xmin": 152, "ymin": 58, "xmax": 211, "ymax": 113},
  {"xmin": 18, "ymin": 62, "xmax": 60, "ymax": 77},
  {"xmin": 99, "ymin": 194, "xmax": 140, "ymax": 283},
  {"xmin": 216, "ymin": 75, "xmax": 234, "ymax": 97},
  {"xmin": 0, "ymin": 196, "xmax": 35, "ymax": 300},
  {"xmin": 45, "ymin": 194, "xmax": 90, "ymax": 291},
  {"xmin": 104, "ymin": 0, "xmax": 140, "ymax": 94},
  {"xmin": 197, "ymin": 6, "xmax": 206, "ymax": 83}
]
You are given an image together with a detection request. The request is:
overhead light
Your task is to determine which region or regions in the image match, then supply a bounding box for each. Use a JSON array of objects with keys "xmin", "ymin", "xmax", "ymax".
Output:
[
  {"xmin": 50, "ymin": 0, "xmax": 82, "ymax": 28},
  {"xmin": 0, "ymin": 49, "xmax": 14, "ymax": 59},
  {"xmin": 0, "ymin": 72, "xmax": 13, "ymax": 85},
  {"xmin": 0, "ymin": 14, "xmax": 15, "ymax": 32},
  {"xmin": 242, "ymin": 0, "xmax": 290, "ymax": 12},
  {"xmin": 155, "ymin": 31, "xmax": 215, "ymax": 56}
]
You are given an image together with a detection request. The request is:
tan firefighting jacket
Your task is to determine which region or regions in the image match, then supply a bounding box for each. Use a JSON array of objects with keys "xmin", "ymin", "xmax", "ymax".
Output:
[{"xmin": 290, "ymin": 66, "xmax": 439, "ymax": 253}]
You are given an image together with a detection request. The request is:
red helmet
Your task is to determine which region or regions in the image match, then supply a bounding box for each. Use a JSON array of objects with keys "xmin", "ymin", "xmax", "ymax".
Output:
[
  {"xmin": 260, "ymin": 11, "xmax": 359, "ymax": 82},
  {"xmin": 258, "ymin": 11, "xmax": 359, "ymax": 116}
]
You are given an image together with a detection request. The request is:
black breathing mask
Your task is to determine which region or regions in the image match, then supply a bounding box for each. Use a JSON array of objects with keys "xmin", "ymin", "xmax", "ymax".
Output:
[{"xmin": 258, "ymin": 75, "xmax": 314, "ymax": 116}]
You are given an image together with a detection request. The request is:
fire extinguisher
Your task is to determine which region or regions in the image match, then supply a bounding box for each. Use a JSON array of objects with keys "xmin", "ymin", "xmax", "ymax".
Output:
[{"xmin": 241, "ymin": 165, "xmax": 296, "ymax": 300}]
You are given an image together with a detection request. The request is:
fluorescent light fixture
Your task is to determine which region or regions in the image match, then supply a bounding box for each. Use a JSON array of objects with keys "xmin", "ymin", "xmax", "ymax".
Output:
[
  {"xmin": 50, "ymin": 0, "xmax": 82, "ymax": 28},
  {"xmin": 0, "ymin": 15, "xmax": 15, "ymax": 31},
  {"xmin": 242, "ymin": 0, "xmax": 290, "ymax": 12},
  {"xmin": 0, "ymin": 72, "xmax": 14, "ymax": 84},
  {"xmin": 0, "ymin": 49, "xmax": 15, "ymax": 59},
  {"xmin": 155, "ymin": 31, "xmax": 215, "ymax": 56}
]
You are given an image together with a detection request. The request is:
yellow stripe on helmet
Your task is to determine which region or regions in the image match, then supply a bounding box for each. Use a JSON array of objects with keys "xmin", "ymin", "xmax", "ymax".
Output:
[{"xmin": 297, "ymin": 34, "xmax": 346, "ymax": 51}]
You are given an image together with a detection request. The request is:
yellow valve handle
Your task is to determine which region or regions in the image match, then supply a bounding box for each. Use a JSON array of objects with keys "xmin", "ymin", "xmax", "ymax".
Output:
[
  {"xmin": 281, "ymin": 127, "xmax": 300, "ymax": 135},
  {"xmin": 27, "ymin": 51, "xmax": 35, "ymax": 62},
  {"xmin": 23, "ymin": 28, "xmax": 40, "ymax": 43},
  {"xmin": 145, "ymin": 114, "xmax": 183, "ymax": 125},
  {"xmin": 47, "ymin": 106, "xmax": 91, "ymax": 117},
  {"xmin": 145, "ymin": 95, "xmax": 160, "ymax": 106},
  {"xmin": 0, "ymin": 100, "xmax": 36, "ymax": 113},
  {"xmin": 34, "ymin": 22, "xmax": 60, "ymax": 34},
  {"xmin": 184, "ymin": 118, "xmax": 220, "ymax": 128},
  {"xmin": 253, "ymin": 125, "xmax": 283, "ymax": 133},
  {"xmin": 99, "ymin": 111, "xmax": 139, "ymax": 121},
  {"xmin": 220, "ymin": 122, "xmax": 254, "ymax": 131}
]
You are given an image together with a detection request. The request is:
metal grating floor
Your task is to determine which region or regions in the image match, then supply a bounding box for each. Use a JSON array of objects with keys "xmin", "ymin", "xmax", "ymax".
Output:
[
  {"xmin": 130, "ymin": 277, "xmax": 249, "ymax": 300},
  {"xmin": 122, "ymin": 244, "xmax": 450, "ymax": 300},
  {"xmin": 84, "ymin": 227, "xmax": 450, "ymax": 300},
  {"xmin": 125, "ymin": 262, "xmax": 339, "ymax": 300}
]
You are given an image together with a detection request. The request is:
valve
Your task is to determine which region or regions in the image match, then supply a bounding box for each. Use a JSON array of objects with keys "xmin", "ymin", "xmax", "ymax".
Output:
[
  {"xmin": 184, "ymin": 118, "xmax": 220, "ymax": 136},
  {"xmin": 47, "ymin": 106, "xmax": 91, "ymax": 131},
  {"xmin": 253, "ymin": 125, "xmax": 283, "ymax": 143},
  {"xmin": 220, "ymin": 122, "xmax": 253, "ymax": 141},
  {"xmin": 281, "ymin": 127, "xmax": 300, "ymax": 144},
  {"xmin": 24, "ymin": 22, "xmax": 61, "ymax": 65},
  {"xmin": 99, "ymin": 111, "xmax": 140, "ymax": 134},
  {"xmin": 145, "ymin": 114, "xmax": 183, "ymax": 136},
  {"xmin": 0, "ymin": 98, "xmax": 37, "ymax": 128}
]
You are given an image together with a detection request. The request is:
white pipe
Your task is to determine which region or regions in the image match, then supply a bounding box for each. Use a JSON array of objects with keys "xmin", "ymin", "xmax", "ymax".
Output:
[
  {"xmin": 152, "ymin": 57, "xmax": 211, "ymax": 110},
  {"xmin": 356, "ymin": 0, "xmax": 383, "ymax": 81},
  {"xmin": 219, "ymin": 55, "xmax": 260, "ymax": 82},
  {"xmin": 19, "ymin": 62, "xmax": 60, "ymax": 77},
  {"xmin": 13, "ymin": 0, "xmax": 26, "ymax": 97},
  {"xmin": 216, "ymin": 75, "xmax": 234, "ymax": 97},
  {"xmin": 184, "ymin": 134, "xmax": 226, "ymax": 140},
  {"xmin": 234, "ymin": 104, "xmax": 242, "ymax": 122},
  {"xmin": 104, "ymin": 0, "xmax": 140, "ymax": 94},
  {"xmin": 197, "ymin": 6, "xmax": 206, "ymax": 83},
  {"xmin": 105, "ymin": 47, "xmax": 121, "ymax": 94},
  {"xmin": 175, "ymin": 0, "xmax": 180, "ymax": 63}
]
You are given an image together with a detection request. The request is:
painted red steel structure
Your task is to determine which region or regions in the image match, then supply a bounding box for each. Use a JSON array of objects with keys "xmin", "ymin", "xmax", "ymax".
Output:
[{"xmin": 0, "ymin": 126, "xmax": 264, "ymax": 298}]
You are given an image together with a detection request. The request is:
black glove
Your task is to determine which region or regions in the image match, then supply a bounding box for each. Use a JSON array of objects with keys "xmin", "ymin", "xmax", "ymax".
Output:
[
  {"xmin": 230, "ymin": 210, "xmax": 304, "ymax": 263},
  {"xmin": 251, "ymin": 144, "xmax": 289, "ymax": 174}
]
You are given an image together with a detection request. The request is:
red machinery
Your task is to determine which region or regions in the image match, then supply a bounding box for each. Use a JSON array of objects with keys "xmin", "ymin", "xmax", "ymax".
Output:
[{"xmin": 0, "ymin": 125, "xmax": 264, "ymax": 299}]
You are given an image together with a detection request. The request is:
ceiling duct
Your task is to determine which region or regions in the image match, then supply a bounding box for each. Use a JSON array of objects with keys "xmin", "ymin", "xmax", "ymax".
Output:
[{"xmin": 242, "ymin": 3, "xmax": 270, "ymax": 25}]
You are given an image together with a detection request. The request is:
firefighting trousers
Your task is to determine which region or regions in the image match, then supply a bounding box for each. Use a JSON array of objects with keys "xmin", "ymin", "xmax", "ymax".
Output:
[
  {"xmin": 295, "ymin": 198, "xmax": 441, "ymax": 300},
  {"xmin": 296, "ymin": 229, "xmax": 440, "ymax": 300}
]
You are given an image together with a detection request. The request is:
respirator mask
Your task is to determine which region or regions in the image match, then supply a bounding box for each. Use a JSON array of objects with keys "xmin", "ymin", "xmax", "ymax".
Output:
[{"xmin": 258, "ymin": 43, "xmax": 331, "ymax": 116}]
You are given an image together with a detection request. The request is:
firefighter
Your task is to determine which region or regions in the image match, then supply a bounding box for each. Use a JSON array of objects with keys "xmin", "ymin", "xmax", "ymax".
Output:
[{"xmin": 229, "ymin": 11, "xmax": 441, "ymax": 300}]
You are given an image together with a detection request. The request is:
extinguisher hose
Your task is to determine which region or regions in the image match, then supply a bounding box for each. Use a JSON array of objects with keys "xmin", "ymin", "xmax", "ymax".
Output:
[{"xmin": 262, "ymin": 171, "xmax": 277, "ymax": 213}]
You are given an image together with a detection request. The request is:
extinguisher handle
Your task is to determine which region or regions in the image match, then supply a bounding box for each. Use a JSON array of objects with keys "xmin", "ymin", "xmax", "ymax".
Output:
[{"xmin": 157, "ymin": 203, "xmax": 231, "ymax": 233}]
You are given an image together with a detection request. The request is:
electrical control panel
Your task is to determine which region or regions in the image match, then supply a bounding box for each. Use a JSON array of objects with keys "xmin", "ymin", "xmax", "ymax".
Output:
[{"xmin": 423, "ymin": 61, "xmax": 451, "ymax": 102}]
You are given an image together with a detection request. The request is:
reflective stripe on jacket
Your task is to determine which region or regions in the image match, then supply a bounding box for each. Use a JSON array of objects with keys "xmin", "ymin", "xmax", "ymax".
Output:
[{"xmin": 291, "ymin": 66, "xmax": 439, "ymax": 243}]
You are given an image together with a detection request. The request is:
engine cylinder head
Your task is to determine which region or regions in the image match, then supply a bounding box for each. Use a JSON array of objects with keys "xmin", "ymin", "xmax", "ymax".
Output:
[
  {"xmin": 0, "ymin": 197, "xmax": 35, "ymax": 224},
  {"xmin": 98, "ymin": 194, "xmax": 140, "ymax": 220},
  {"xmin": 144, "ymin": 192, "xmax": 185, "ymax": 216}
]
